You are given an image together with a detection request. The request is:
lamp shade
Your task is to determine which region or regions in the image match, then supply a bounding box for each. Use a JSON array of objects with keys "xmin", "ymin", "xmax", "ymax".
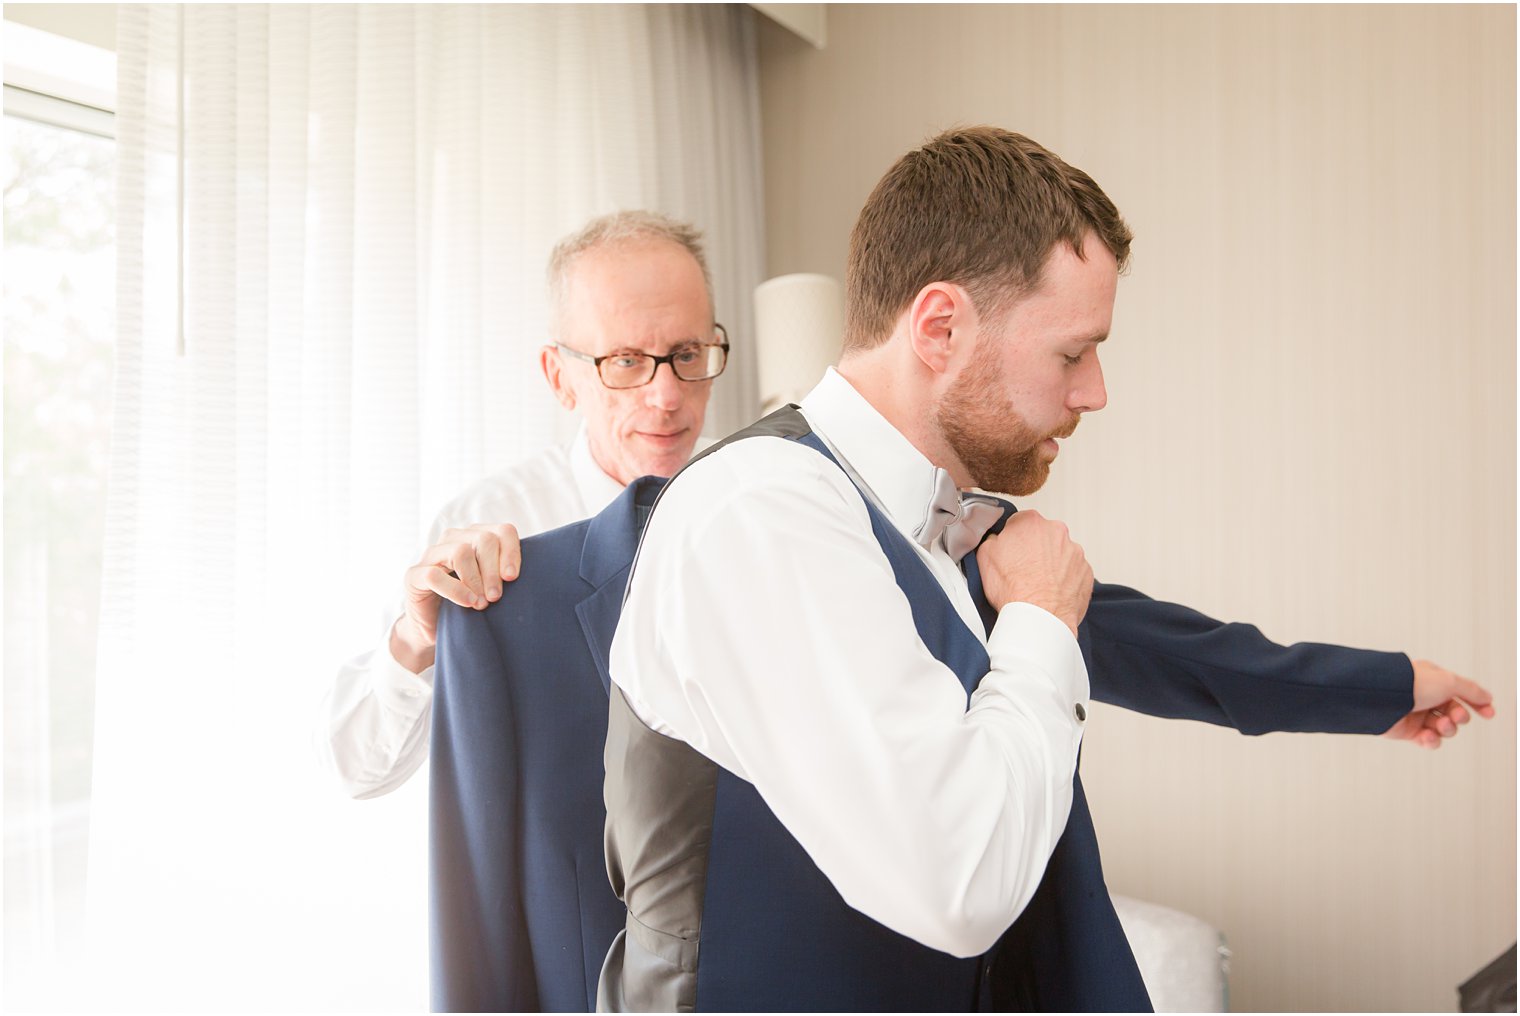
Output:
[{"xmin": 753, "ymin": 273, "xmax": 844, "ymax": 415}]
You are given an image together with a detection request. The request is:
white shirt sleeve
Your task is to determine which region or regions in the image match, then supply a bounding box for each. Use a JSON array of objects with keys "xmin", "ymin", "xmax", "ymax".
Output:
[
  {"xmin": 610, "ymin": 438, "xmax": 1088, "ymax": 958},
  {"xmin": 316, "ymin": 621, "xmax": 436, "ymax": 799}
]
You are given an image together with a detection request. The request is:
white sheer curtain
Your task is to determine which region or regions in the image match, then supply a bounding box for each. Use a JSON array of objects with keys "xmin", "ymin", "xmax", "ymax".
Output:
[{"xmin": 87, "ymin": 5, "xmax": 763, "ymax": 1010}]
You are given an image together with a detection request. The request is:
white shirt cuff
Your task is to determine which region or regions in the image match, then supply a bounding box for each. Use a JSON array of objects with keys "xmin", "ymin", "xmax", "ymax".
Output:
[
  {"xmin": 375, "ymin": 633, "xmax": 435, "ymax": 713},
  {"xmin": 986, "ymin": 601, "xmax": 1090, "ymax": 726}
]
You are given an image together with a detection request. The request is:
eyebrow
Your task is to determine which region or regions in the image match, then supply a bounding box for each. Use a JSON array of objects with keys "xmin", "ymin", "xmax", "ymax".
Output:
[{"xmin": 609, "ymin": 337, "xmax": 706, "ymax": 354}]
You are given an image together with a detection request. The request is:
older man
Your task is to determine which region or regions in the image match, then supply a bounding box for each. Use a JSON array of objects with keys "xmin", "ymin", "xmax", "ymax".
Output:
[{"xmin": 318, "ymin": 210, "xmax": 724, "ymax": 797}]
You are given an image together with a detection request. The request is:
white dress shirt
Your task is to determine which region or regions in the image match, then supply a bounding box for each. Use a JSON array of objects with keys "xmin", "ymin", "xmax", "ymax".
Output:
[
  {"xmin": 610, "ymin": 367, "xmax": 1090, "ymax": 958},
  {"xmin": 318, "ymin": 428, "xmax": 624, "ymax": 799}
]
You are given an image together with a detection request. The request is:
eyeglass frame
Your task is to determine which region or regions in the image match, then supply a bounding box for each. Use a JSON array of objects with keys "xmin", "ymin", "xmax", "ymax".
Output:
[{"xmin": 553, "ymin": 324, "xmax": 730, "ymax": 389}]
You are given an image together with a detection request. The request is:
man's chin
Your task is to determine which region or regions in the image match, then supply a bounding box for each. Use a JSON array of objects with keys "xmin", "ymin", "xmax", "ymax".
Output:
[
  {"xmin": 1009, "ymin": 469, "xmax": 1051, "ymax": 497},
  {"xmin": 983, "ymin": 458, "xmax": 1052, "ymax": 498}
]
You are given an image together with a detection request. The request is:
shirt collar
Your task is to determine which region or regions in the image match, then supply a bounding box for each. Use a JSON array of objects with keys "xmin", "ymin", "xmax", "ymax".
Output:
[
  {"xmin": 798, "ymin": 367, "xmax": 944, "ymax": 538},
  {"xmin": 569, "ymin": 425, "xmax": 626, "ymax": 516}
]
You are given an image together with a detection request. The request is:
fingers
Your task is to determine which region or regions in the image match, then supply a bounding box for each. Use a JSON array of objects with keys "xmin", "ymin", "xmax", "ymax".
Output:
[
  {"xmin": 1439, "ymin": 700, "xmax": 1471, "ymax": 727},
  {"xmin": 410, "ymin": 561, "xmax": 482, "ymax": 611},
  {"xmin": 491, "ymin": 523, "xmax": 522, "ymax": 583},
  {"xmin": 1411, "ymin": 659, "xmax": 1499, "ymax": 721},
  {"xmin": 448, "ymin": 541, "xmax": 489, "ymax": 607},
  {"xmin": 1451, "ymin": 674, "xmax": 1497, "ymax": 718},
  {"xmin": 437, "ymin": 528, "xmax": 490, "ymax": 604},
  {"xmin": 425, "ymin": 522, "xmax": 526, "ymax": 608},
  {"xmin": 1423, "ymin": 692, "xmax": 1491, "ymax": 743},
  {"xmin": 1425, "ymin": 705, "xmax": 1458, "ymax": 739}
]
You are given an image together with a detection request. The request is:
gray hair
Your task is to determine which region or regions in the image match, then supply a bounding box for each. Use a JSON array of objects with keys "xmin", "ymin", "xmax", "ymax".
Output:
[{"xmin": 546, "ymin": 210, "xmax": 713, "ymax": 334}]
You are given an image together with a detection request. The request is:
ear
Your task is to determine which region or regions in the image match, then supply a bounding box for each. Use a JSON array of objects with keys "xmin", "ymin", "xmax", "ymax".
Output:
[
  {"xmin": 906, "ymin": 282, "xmax": 974, "ymax": 376},
  {"xmin": 540, "ymin": 345, "xmax": 577, "ymax": 411}
]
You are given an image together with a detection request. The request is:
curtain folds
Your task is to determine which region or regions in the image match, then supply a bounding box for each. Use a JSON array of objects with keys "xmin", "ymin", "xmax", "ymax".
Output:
[{"xmin": 90, "ymin": 6, "xmax": 763, "ymax": 1009}]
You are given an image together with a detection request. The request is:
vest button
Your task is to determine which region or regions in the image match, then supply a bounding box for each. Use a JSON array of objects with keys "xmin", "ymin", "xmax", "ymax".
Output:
[{"xmin": 1074, "ymin": 702, "xmax": 1086, "ymax": 722}]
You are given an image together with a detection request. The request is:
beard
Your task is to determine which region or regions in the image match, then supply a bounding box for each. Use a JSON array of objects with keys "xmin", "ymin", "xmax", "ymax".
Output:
[{"xmin": 937, "ymin": 341, "xmax": 1079, "ymax": 496}]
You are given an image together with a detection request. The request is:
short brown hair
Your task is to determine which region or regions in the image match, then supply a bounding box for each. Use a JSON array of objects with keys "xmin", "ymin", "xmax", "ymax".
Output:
[{"xmin": 843, "ymin": 126, "xmax": 1131, "ymax": 351}]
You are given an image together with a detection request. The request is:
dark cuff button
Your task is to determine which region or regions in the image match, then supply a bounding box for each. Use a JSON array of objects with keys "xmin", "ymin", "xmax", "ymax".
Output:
[{"xmin": 1074, "ymin": 702, "xmax": 1087, "ymax": 722}]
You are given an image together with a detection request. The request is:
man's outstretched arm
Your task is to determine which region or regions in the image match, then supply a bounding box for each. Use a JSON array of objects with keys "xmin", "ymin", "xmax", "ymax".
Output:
[{"xmin": 1080, "ymin": 582, "xmax": 1494, "ymax": 740}]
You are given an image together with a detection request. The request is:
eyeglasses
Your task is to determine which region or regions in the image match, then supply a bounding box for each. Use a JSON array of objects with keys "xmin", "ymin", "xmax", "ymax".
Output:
[{"xmin": 555, "ymin": 324, "xmax": 730, "ymax": 390}]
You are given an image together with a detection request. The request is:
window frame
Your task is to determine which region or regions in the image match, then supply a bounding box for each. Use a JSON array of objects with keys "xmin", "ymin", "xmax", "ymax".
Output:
[
  {"xmin": 4, "ymin": 83, "xmax": 114, "ymax": 138},
  {"xmin": 2, "ymin": 18, "xmax": 120, "ymax": 1007}
]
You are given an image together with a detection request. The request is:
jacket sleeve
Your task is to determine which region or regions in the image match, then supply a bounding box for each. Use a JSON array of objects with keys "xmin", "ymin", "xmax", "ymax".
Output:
[{"xmin": 1079, "ymin": 581, "xmax": 1413, "ymax": 736}]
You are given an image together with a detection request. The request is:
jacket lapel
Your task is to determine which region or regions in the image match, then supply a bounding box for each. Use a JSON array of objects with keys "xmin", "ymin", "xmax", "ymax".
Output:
[{"xmin": 575, "ymin": 476, "xmax": 668, "ymax": 695}]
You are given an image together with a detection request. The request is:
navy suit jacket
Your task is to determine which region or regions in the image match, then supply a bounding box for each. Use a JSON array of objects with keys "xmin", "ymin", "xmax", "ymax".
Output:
[
  {"xmin": 430, "ymin": 477, "xmax": 660, "ymax": 1012},
  {"xmin": 430, "ymin": 476, "xmax": 1411, "ymax": 1012}
]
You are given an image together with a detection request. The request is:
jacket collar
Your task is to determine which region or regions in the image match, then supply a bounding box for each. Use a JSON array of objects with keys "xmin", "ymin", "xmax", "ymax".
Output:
[
  {"xmin": 578, "ymin": 475, "xmax": 667, "ymax": 586},
  {"xmin": 577, "ymin": 475, "xmax": 668, "ymax": 694}
]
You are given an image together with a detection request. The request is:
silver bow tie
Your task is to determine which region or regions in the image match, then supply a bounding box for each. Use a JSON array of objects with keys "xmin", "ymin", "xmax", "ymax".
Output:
[{"xmin": 912, "ymin": 468, "xmax": 1013, "ymax": 560}]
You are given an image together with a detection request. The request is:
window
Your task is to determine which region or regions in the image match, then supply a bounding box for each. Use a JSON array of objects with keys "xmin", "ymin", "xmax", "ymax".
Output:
[{"xmin": 3, "ymin": 19, "xmax": 115, "ymax": 1009}]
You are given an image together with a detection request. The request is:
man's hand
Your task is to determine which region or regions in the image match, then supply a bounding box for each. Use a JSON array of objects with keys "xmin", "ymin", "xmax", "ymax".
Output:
[
  {"xmin": 1382, "ymin": 658, "xmax": 1496, "ymax": 748},
  {"xmin": 975, "ymin": 510, "xmax": 1093, "ymax": 638},
  {"xmin": 390, "ymin": 523, "xmax": 522, "ymax": 673}
]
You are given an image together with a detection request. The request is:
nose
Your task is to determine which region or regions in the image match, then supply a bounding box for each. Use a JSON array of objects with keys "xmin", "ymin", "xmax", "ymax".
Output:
[
  {"xmin": 643, "ymin": 360, "xmax": 685, "ymax": 412},
  {"xmin": 1070, "ymin": 350, "xmax": 1107, "ymax": 414}
]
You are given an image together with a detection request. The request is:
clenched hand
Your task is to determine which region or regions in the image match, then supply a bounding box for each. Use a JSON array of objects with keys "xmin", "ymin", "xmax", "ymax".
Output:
[{"xmin": 390, "ymin": 523, "xmax": 523, "ymax": 673}]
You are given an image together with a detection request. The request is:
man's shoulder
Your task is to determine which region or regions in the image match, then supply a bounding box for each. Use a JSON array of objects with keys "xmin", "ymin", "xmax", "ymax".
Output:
[
  {"xmin": 430, "ymin": 442, "xmax": 579, "ymax": 538},
  {"xmin": 675, "ymin": 431, "xmax": 839, "ymax": 496},
  {"xmin": 471, "ymin": 441, "xmax": 576, "ymax": 493},
  {"xmin": 646, "ymin": 432, "xmax": 867, "ymax": 541}
]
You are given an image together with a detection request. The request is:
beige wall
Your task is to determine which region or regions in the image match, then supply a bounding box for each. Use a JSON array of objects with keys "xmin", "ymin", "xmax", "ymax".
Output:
[{"xmin": 759, "ymin": 4, "xmax": 1515, "ymax": 1011}]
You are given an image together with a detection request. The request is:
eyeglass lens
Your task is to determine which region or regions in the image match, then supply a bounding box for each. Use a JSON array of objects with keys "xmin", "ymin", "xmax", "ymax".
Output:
[{"xmin": 600, "ymin": 340, "xmax": 727, "ymax": 389}]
